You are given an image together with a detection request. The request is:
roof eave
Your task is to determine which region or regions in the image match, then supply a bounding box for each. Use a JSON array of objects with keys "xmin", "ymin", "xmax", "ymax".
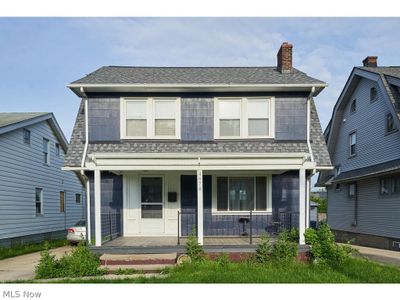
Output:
[{"xmin": 68, "ymin": 83, "xmax": 327, "ymax": 97}]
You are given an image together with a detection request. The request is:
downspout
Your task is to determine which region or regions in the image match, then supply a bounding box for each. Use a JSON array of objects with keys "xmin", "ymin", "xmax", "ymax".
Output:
[
  {"xmin": 307, "ymin": 86, "xmax": 315, "ymax": 163},
  {"xmin": 306, "ymin": 87, "xmax": 316, "ymax": 229},
  {"xmin": 79, "ymin": 87, "xmax": 91, "ymax": 245}
]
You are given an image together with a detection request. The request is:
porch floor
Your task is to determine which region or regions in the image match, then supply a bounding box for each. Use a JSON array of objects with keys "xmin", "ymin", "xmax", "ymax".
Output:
[{"xmin": 104, "ymin": 236, "xmax": 264, "ymax": 247}]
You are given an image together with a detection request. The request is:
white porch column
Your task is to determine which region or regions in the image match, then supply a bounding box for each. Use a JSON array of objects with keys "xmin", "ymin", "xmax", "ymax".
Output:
[
  {"xmin": 94, "ymin": 169, "xmax": 102, "ymax": 247},
  {"xmin": 299, "ymin": 168, "xmax": 306, "ymax": 245},
  {"xmin": 306, "ymin": 176, "xmax": 310, "ymax": 229},
  {"xmin": 196, "ymin": 169, "xmax": 204, "ymax": 245},
  {"xmin": 86, "ymin": 179, "xmax": 92, "ymax": 245}
]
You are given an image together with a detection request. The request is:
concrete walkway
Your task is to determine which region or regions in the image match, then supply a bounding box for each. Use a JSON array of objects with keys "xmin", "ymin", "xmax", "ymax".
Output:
[
  {"xmin": 346, "ymin": 244, "xmax": 400, "ymax": 266},
  {"xmin": 0, "ymin": 246, "xmax": 72, "ymax": 282}
]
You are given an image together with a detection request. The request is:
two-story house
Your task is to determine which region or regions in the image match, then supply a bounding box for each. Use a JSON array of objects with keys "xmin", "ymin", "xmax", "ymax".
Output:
[
  {"xmin": 0, "ymin": 112, "xmax": 85, "ymax": 247},
  {"xmin": 318, "ymin": 57, "xmax": 400, "ymax": 251},
  {"xmin": 64, "ymin": 43, "xmax": 331, "ymax": 251}
]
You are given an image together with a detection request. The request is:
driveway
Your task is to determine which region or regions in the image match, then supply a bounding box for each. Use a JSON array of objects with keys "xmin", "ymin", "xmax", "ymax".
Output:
[
  {"xmin": 346, "ymin": 244, "xmax": 400, "ymax": 267},
  {"xmin": 0, "ymin": 246, "xmax": 72, "ymax": 282}
]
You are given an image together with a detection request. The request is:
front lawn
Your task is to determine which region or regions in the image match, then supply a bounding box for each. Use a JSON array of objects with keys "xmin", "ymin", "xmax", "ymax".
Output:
[{"xmin": 21, "ymin": 256, "xmax": 400, "ymax": 283}]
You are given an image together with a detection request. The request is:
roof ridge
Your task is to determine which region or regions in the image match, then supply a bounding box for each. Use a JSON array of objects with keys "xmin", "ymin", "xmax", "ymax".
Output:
[{"xmin": 105, "ymin": 66, "xmax": 280, "ymax": 69}]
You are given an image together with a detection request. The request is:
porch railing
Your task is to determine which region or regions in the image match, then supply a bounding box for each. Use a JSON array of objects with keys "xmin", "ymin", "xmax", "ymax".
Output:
[
  {"xmin": 177, "ymin": 210, "xmax": 299, "ymax": 246},
  {"xmin": 101, "ymin": 211, "xmax": 122, "ymax": 242}
]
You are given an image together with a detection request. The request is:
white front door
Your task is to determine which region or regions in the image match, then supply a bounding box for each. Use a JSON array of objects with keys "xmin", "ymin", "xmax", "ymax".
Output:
[{"xmin": 139, "ymin": 176, "xmax": 165, "ymax": 234}]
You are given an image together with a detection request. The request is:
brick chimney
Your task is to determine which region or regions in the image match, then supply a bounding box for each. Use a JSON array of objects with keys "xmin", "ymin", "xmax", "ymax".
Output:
[
  {"xmin": 277, "ymin": 42, "xmax": 293, "ymax": 73},
  {"xmin": 363, "ymin": 56, "xmax": 378, "ymax": 67}
]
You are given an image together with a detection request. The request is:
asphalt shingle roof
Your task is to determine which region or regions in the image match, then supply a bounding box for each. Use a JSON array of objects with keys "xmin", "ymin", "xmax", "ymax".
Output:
[
  {"xmin": 0, "ymin": 112, "xmax": 48, "ymax": 129},
  {"xmin": 71, "ymin": 66, "xmax": 325, "ymax": 86},
  {"xmin": 331, "ymin": 158, "xmax": 400, "ymax": 183},
  {"xmin": 64, "ymin": 98, "xmax": 331, "ymax": 168}
]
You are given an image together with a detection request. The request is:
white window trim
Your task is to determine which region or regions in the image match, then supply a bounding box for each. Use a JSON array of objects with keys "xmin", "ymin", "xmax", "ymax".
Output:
[
  {"xmin": 35, "ymin": 187, "xmax": 43, "ymax": 216},
  {"xmin": 211, "ymin": 174, "xmax": 272, "ymax": 215},
  {"xmin": 120, "ymin": 97, "xmax": 181, "ymax": 139},
  {"xmin": 214, "ymin": 97, "xmax": 275, "ymax": 139}
]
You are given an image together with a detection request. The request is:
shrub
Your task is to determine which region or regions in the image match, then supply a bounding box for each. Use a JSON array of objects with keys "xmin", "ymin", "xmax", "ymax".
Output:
[
  {"xmin": 271, "ymin": 230, "xmax": 298, "ymax": 263},
  {"xmin": 185, "ymin": 228, "xmax": 205, "ymax": 262},
  {"xmin": 35, "ymin": 243, "xmax": 60, "ymax": 279},
  {"xmin": 255, "ymin": 234, "xmax": 272, "ymax": 263},
  {"xmin": 304, "ymin": 223, "xmax": 351, "ymax": 267},
  {"xmin": 35, "ymin": 243, "xmax": 105, "ymax": 279},
  {"xmin": 215, "ymin": 253, "xmax": 230, "ymax": 268},
  {"xmin": 287, "ymin": 228, "xmax": 299, "ymax": 243}
]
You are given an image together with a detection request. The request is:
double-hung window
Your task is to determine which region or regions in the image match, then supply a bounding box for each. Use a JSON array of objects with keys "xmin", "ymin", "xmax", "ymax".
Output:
[
  {"xmin": 215, "ymin": 97, "xmax": 274, "ymax": 139},
  {"xmin": 23, "ymin": 128, "xmax": 31, "ymax": 144},
  {"xmin": 43, "ymin": 138, "xmax": 50, "ymax": 164},
  {"xmin": 349, "ymin": 131, "xmax": 356, "ymax": 157},
  {"xmin": 122, "ymin": 98, "xmax": 180, "ymax": 139}
]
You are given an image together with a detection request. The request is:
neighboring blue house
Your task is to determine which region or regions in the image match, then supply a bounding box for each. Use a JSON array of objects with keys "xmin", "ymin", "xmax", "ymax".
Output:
[
  {"xmin": 63, "ymin": 42, "xmax": 332, "ymax": 250},
  {"xmin": 318, "ymin": 56, "xmax": 400, "ymax": 251},
  {"xmin": 0, "ymin": 112, "xmax": 85, "ymax": 247}
]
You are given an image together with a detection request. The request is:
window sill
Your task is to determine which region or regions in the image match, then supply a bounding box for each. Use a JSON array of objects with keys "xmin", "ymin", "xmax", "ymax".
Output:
[
  {"xmin": 385, "ymin": 129, "xmax": 398, "ymax": 136},
  {"xmin": 120, "ymin": 137, "xmax": 180, "ymax": 140},
  {"xmin": 211, "ymin": 210, "xmax": 272, "ymax": 216},
  {"xmin": 214, "ymin": 137, "xmax": 274, "ymax": 140}
]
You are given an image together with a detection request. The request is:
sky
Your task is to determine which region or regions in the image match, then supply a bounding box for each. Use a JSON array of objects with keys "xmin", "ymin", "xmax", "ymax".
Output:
[{"xmin": 1, "ymin": 17, "xmax": 400, "ymax": 140}]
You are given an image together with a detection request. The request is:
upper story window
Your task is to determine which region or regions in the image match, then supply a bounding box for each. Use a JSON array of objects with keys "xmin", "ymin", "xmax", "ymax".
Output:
[
  {"xmin": 386, "ymin": 113, "xmax": 396, "ymax": 134},
  {"xmin": 75, "ymin": 194, "xmax": 81, "ymax": 204},
  {"xmin": 55, "ymin": 143, "xmax": 60, "ymax": 156},
  {"xmin": 214, "ymin": 97, "xmax": 274, "ymax": 139},
  {"xmin": 349, "ymin": 131, "xmax": 356, "ymax": 157},
  {"xmin": 43, "ymin": 138, "xmax": 50, "ymax": 165},
  {"xmin": 23, "ymin": 128, "xmax": 31, "ymax": 144},
  {"xmin": 121, "ymin": 98, "xmax": 180, "ymax": 139},
  {"xmin": 334, "ymin": 165, "xmax": 341, "ymax": 177},
  {"xmin": 350, "ymin": 99, "xmax": 356, "ymax": 114},
  {"xmin": 370, "ymin": 87, "xmax": 378, "ymax": 102}
]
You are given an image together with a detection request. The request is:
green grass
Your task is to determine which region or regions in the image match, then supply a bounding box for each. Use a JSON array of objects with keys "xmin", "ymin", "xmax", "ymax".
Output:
[
  {"xmin": 0, "ymin": 239, "xmax": 68, "ymax": 260},
  {"xmin": 14, "ymin": 256, "xmax": 400, "ymax": 283}
]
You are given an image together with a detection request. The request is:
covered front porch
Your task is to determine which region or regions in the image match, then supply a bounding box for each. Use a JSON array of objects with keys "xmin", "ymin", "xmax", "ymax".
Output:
[{"xmin": 86, "ymin": 152, "xmax": 316, "ymax": 251}]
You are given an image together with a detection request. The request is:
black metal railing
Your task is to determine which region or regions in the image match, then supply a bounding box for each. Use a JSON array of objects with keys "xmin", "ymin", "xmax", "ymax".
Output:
[
  {"xmin": 101, "ymin": 211, "xmax": 122, "ymax": 242},
  {"xmin": 177, "ymin": 210, "xmax": 299, "ymax": 245}
]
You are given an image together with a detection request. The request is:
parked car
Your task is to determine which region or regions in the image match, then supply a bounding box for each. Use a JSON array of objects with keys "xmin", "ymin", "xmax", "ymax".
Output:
[{"xmin": 66, "ymin": 220, "xmax": 86, "ymax": 244}]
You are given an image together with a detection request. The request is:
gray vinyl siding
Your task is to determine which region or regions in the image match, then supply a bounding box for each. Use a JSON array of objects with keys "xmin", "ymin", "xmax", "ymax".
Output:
[
  {"xmin": 0, "ymin": 121, "xmax": 85, "ymax": 240},
  {"xmin": 327, "ymin": 184, "xmax": 355, "ymax": 231},
  {"xmin": 328, "ymin": 176, "xmax": 400, "ymax": 239},
  {"xmin": 332, "ymin": 78, "xmax": 400, "ymax": 173},
  {"xmin": 87, "ymin": 95, "xmax": 307, "ymax": 142}
]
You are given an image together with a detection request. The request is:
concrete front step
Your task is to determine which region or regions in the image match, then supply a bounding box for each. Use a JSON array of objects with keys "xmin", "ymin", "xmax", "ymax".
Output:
[
  {"xmin": 101, "ymin": 264, "xmax": 174, "ymax": 274},
  {"xmin": 100, "ymin": 253, "xmax": 177, "ymax": 266}
]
